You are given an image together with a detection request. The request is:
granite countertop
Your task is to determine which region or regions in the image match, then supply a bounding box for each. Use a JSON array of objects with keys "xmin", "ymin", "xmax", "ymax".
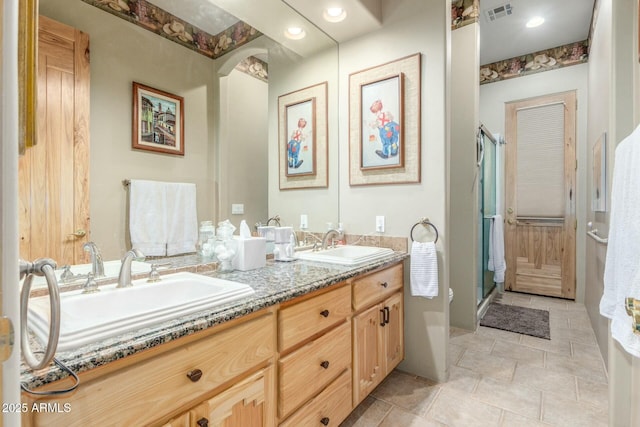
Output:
[{"xmin": 21, "ymin": 252, "xmax": 408, "ymax": 390}]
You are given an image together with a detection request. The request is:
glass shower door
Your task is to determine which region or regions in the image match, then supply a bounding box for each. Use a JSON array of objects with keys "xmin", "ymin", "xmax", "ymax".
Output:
[{"xmin": 478, "ymin": 132, "xmax": 497, "ymax": 304}]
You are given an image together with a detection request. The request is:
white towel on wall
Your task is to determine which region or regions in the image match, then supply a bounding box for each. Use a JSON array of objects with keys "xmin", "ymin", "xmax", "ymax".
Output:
[
  {"xmin": 488, "ymin": 214, "xmax": 506, "ymax": 283},
  {"xmin": 600, "ymin": 124, "xmax": 640, "ymax": 358},
  {"xmin": 410, "ymin": 241, "xmax": 439, "ymax": 298},
  {"xmin": 129, "ymin": 179, "xmax": 167, "ymax": 256},
  {"xmin": 166, "ymin": 182, "xmax": 198, "ymax": 256}
]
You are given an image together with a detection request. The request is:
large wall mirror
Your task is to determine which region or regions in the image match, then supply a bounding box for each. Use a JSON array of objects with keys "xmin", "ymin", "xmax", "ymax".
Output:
[{"xmin": 28, "ymin": 0, "xmax": 338, "ymax": 267}]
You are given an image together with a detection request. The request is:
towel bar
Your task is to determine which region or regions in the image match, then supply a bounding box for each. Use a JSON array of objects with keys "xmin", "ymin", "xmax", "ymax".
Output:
[{"xmin": 410, "ymin": 218, "xmax": 439, "ymax": 243}]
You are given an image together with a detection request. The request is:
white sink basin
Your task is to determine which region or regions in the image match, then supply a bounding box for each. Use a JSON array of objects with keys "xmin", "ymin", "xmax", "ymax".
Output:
[
  {"xmin": 27, "ymin": 272, "xmax": 255, "ymax": 351},
  {"xmin": 295, "ymin": 245, "xmax": 394, "ymax": 265}
]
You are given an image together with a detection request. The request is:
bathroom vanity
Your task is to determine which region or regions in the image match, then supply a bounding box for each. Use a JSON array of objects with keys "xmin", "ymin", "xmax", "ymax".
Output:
[{"xmin": 21, "ymin": 253, "xmax": 407, "ymax": 426}]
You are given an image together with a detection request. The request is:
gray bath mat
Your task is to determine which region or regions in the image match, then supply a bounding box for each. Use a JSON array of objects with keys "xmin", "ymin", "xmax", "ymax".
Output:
[{"xmin": 480, "ymin": 303, "xmax": 550, "ymax": 340}]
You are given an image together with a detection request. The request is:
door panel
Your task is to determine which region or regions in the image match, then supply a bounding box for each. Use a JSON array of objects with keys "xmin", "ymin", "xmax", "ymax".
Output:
[
  {"xmin": 505, "ymin": 91, "xmax": 576, "ymax": 299},
  {"xmin": 18, "ymin": 16, "xmax": 90, "ymax": 265}
]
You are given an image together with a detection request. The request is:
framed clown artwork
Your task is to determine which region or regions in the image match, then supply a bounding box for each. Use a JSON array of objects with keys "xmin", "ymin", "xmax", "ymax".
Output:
[
  {"xmin": 278, "ymin": 82, "xmax": 328, "ymax": 190},
  {"xmin": 349, "ymin": 53, "xmax": 421, "ymax": 186},
  {"xmin": 360, "ymin": 74, "xmax": 404, "ymax": 170}
]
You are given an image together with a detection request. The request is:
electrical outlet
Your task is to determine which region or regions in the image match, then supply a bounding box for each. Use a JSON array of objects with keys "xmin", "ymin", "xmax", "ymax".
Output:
[
  {"xmin": 231, "ymin": 204, "xmax": 244, "ymax": 215},
  {"xmin": 376, "ymin": 216, "xmax": 385, "ymax": 233},
  {"xmin": 300, "ymin": 214, "xmax": 308, "ymax": 230}
]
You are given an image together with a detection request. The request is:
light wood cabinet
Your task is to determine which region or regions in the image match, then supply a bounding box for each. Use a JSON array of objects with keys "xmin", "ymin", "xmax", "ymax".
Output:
[
  {"xmin": 23, "ymin": 311, "xmax": 276, "ymax": 427},
  {"xmin": 352, "ymin": 264, "xmax": 404, "ymax": 406},
  {"xmin": 277, "ymin": 283, "xmax": 352, "ymax": 425},
  {"xmin": 23, "ymin": 261, "xmax": 405, "ymax": 427},
  {"xmin": 189, "ymin": 367, "xmax": 275, "ymax": 427}
]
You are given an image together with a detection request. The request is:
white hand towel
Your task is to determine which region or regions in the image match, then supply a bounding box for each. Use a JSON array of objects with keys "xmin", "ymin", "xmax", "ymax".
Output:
[
  {"xmin": 600, "ymin": 124, "xmax": 640, "ymax": 358},
  {"xmin": 410, "ymin": 241, "xmax": 439, "ymax": 298},
  {"xmin": 129, "ymin": 180, "xmax": 167, "ymax": 256},
  {"xmin": 488, "ymin": 215, "xmax": 506, "ymax": 283},
  {"xmin": 166, "ymin": 182, "xmax": 198, "ymax": 256}
]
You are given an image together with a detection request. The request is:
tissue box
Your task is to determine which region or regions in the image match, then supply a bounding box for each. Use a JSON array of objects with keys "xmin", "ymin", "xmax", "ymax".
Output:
[{"xmin": 232, "ymin": 236, "xmax": 266, "ymax": 271}]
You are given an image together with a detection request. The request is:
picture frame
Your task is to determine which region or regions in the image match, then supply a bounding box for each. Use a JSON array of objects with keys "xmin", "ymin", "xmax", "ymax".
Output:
[
  {"xmin": 132, "ymin": 82, "xmax": 185, "ymax": 156},
  {"xmin": 592, "ymin": 132, "xmax": 607, "ymax": 212},
  {"xmin": 360, "ymin": 74, "xmax": 404, "ymax": 170},
  {"xmin": 285, "ymin": 98, "xmax": 316, "ymax": 177},
  {"xmin": 278, "ymin": 82, "xmax": 328, "ymax": 190},
  {"xmin": 349, "ymin": 53, "xmax": 421, "ymax": 186}
]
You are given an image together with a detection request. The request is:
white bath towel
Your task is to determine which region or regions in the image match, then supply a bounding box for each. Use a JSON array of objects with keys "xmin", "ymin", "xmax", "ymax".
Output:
[
  {"xmin": 410, "ymin": 241, "xmax": 439, "ymax": 298},
  {"xmin": 166, "ymin": 182, "xmax": 198, "ymax": 256},
  {"xmin": 488, "ymin": 214, "xmax": 506, "ymax": 283},
  {"xmin": 600, "ymin": 124, "xmax": 640, "ymax": 358},
  {"xmin": 129, "ymin": 180, "xmax": 167, "ymax": 256}
]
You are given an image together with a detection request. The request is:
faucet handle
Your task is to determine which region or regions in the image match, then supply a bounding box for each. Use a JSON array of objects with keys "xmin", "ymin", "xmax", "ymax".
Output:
[
  {"xmin": 60, "ymin": 265, "xmax": 75, "ymax": 283},
  {"xmin": 82, "ymin": 273, "xmax": 99, "ymax": 294},
  {"xmin": 147, "ymin": 264, "xmax": 162, "ymax": 283}
]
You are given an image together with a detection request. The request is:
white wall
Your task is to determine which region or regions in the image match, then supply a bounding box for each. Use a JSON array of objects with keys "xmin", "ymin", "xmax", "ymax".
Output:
[
  {"xmin": 480, "ymin": 63, "xmax": 589, "ymax": 305},
  {"xmin": 338, "ymin": 0, "xmax": 449, "ymax": 381}
]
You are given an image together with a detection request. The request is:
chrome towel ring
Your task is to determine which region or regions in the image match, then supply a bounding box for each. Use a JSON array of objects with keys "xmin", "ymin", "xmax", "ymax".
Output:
[{"xmin": 410, "ymin": 218, "xmax": 439, "ymax": 243}]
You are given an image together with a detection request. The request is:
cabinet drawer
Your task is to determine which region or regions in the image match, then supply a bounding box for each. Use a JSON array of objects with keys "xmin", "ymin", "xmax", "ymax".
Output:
[
  {"xmin": 27, "ymin": 313, "xmax": 275, "ymax": 427},
  {"xmin": 278, "ymin": 321, "xmax": 351, "ymax": 418},
  {"xmin": 353, "ymin": 263, "xmax": 403, "ymax": 311},
  {"xmin": 279, "ymin": 369, "xmax": 352, "ymax": 427},
  {"xmin": 279, "ymin": 285, "xmax": 351, "ymax": 351}
]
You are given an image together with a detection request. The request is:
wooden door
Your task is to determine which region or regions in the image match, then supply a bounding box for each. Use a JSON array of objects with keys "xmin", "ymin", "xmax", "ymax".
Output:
[
  {"xmin": 383, "ymin": 292, "xmax": 404, "ymax": 373},
  {"xmin": 352, "ymin": 304, "xmax": 384, "ymax": 406},
  {"xmin": 18, "ymin": 16, "xmax": 90, "ymax": 265},
  {"xmin": 505, "ymin": 91, "xmax": 576, "ymax": 299}
]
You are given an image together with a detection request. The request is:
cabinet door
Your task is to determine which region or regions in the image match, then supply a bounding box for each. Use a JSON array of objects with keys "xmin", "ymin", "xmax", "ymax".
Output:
[
  {"xmin": 352, "ymin": 304, "xmax": 384, "ymax": 406},
  {"xmin": 161, "ymin": 412, "xmax": 190, "ymax": 427},
  {"xmin": 383, "ymin": 292, "xmax": 404, "ymax": 374},
  {"xmin": 191, "ymin": 367, "xmax": 275, "ymax": 427}
]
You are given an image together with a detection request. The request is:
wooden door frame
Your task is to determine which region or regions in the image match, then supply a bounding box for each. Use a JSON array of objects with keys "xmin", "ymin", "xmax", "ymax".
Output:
[{"xmin": 504, "ymin": 90, "xmax": 577, "ymax": 298}]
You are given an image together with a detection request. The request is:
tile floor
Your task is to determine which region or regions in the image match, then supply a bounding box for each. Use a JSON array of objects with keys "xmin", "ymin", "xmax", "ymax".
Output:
[{"xmin": 341, "ymin": 292, "xmax": 609, "ymax": 427}]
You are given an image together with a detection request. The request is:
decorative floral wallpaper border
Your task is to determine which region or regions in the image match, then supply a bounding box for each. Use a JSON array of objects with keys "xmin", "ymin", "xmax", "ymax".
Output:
[
  {"xmin": 452, "ymin": 0, "xmax": 479, "ymax": 30},
  {"xmin": 235, "ymin": 56, "xmax": 268, "ymax": 82},
  {"xmin": 479, "ymin": 40, "xmax": 589, "ymax": 85},
  {"xmin": 82, "ymin": 0, "xmax": 264, "ymax": 65}
]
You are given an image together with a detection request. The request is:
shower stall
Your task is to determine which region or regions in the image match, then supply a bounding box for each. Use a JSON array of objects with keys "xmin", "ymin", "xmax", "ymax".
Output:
[{"xmin": 477, "ymin": 124, "xmax": 500, "ymax": 305}]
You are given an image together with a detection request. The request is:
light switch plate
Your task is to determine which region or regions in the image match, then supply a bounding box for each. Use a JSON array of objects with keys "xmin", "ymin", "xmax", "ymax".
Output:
[
  {"xmin": 231, "ymin": 204, "xmax": 244, "ymax": 215},
  {"xmin": 376, "ymin": 216, "xmax": 385, "ymax": 233}
]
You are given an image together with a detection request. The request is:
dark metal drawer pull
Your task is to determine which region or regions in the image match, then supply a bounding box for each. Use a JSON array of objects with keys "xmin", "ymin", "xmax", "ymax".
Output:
[
  {"xmin": 186, "ymin": 369, "xmax": 203, "ymax": 382},
  {"xmin": 320, "ymin": 360, "xmax": 330, "ymax": 369},
  {"xmin": 320, "ymin": 309, "xmax": 330, "ymax": 318},
  {"xmin": 320, "ymin": 417, "xmax": 330, "ymax": 425}
]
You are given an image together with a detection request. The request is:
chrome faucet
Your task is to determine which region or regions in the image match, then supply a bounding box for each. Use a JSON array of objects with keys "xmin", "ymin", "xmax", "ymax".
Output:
[
  {"xmin": 322, "ymin": 229, "xmax": 344, "ymax": 250},
  {"xmin": 117, "ymin": 249, "xmax": 144, "ymax": 288},
  {"xmin": 83, "ymin": 241, "xmax": 105, "ymax": 278}
]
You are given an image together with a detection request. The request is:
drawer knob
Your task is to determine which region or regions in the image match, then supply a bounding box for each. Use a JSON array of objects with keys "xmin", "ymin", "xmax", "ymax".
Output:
[
  {"xmin": 187, "ymin": 369, "xmax": 203, "ymax": 382},
  {"xmin": 320, "ymin": 417, "xmax": 330, "ymax": 425},
  {"xmin": 320, "ymin": 360, "xmax": 330, "ymax": 369},
  {"xmin": 197, "ymin": 417, "xmax": 209, "ymax": 427},
  {"xmin": 320, "ymin": 309, "xmax": 330, "ymax": 318},
  {"xmin": 381, "ymin": 281, "xmax": 388, "ymax": 288}
]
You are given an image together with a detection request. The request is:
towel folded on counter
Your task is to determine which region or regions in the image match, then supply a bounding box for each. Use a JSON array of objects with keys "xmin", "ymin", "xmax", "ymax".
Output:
[
  {"xmin": 410, "ymin": 241, "xmax": 439, "ymax": 298},
  {"xmin": 129, "ymin": 179, "xmax": 167, "ymax": 256}
]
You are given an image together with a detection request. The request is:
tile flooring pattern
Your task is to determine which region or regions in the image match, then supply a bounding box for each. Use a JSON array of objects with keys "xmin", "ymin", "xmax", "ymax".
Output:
[{"xmin": 341, "ymin": 292, "xmax": 609, "ymax": 426}]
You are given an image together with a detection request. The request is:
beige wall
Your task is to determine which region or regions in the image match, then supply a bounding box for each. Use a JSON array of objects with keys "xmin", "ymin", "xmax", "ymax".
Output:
[
  {"xmin": 218, "ymin": 69, "xmax": 268, "ymax": 228},
  {"xmin": 40, "ymin": 0, "xmax": 217, "ymax": 260},
  {"xmin": 450, "ymin": 22, "xmax": 479, "ymax": 331},
  {"xmin": 337, "ymin": 0, "xmax": 450, "ymax": 381},
  {"xmin": 267, "ymin": 47, "xmax": 339, "ymax": 231}
]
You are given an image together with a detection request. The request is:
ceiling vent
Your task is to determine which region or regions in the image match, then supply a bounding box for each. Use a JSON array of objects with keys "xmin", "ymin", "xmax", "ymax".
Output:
[{"xmin": 485, "ymin": 3, "xmax": 513, "ymax": 21}]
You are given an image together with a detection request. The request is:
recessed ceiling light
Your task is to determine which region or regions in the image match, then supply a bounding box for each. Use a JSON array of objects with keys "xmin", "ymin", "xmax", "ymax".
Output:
[
  {"xmin": 323, "ymin": 7, "xmax": 347, "ymax": 23},
  {"xmin": 526, "ymin": 16, "xmax": 545, "ymax": 28},
  {"xmin": 285, "ymin": 26, "xmax": 306, "ymax": 40}
]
